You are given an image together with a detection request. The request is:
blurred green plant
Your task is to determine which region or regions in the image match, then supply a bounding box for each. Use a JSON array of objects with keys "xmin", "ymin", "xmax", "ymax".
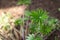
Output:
[
  {"xmin": 26, "ymin": 34, "xmax": 43, "ymax": 40},
  {"xmin": 17, "ymin": 0, "xmax": 31, "ymax": 5},
  {"xmin": 26, "ymin": 34, "xmax": 35, "ymax": 40},
  {"xmin": 25, "ymin": 9, "xmax": 59, "ymax": 35},
  {"xmin": 27, "ymin": 9, "xmax": 48, "ymax": 35},
  {"xmin": 14, "ymin": 18, "xmax": 23, "ymax": 26}
]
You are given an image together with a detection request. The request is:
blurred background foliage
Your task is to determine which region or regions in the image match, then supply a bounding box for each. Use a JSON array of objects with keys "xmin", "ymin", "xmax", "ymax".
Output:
[{"xmin": 17, "ymin": 0, "xmax": 31, "ymax": 5}]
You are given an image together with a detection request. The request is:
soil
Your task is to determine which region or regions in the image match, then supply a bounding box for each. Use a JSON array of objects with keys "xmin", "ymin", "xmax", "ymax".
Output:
[{"xmin": 0, "ymin": 0, "xmax": 17, "ymax": 8}]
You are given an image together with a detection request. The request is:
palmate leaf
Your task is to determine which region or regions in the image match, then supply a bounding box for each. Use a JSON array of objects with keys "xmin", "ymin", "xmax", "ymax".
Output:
[
  {"xmin": 26, "ymin": 34, "xmax": 43, "ymax": 40},
  {"xmin": 27, "ymin": 9, "xmax": 59, "ymax": 35},
  {"xmin": 48, "ymin": 18, "xmax": 58, "ymax": 26},
  {"xmin": 26, "ymin": 34, "xmax": 35, "ymax": 40},
  {"xmin": 25, "ymin": 9, "xmax": 59, "ymax": 40},
  {"xmin": 40, "ymin": 25, "xmax": 52, "ymax": 35},
  {"xmin": 14, "ymin": 18, "xmax": 23, "ymax": 26},
  {"xmin": 40, "ymin": 18, "xmax": 58, "ymax": 35},
  {"xmin": 28, "ymin": 9, "xmax": 49, "ymax": 34},
  {"xmin": 29, "ymin": 23, "xmax": 38, "ymax": 33},
  {"xmin": 30, "ymin": 9, "xmax": 49, "ymax": 23}
]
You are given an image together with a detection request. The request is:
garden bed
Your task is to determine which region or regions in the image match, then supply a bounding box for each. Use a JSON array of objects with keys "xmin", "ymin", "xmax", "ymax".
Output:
[{"xmin": 0, "ymin": 0, "xmax": 60, "ymax": 40}]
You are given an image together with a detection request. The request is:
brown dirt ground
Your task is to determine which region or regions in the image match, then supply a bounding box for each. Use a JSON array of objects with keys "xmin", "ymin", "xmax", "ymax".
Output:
[{"xmin": 0, "ymin": 0, "xmax": 27, "ymax": 19}]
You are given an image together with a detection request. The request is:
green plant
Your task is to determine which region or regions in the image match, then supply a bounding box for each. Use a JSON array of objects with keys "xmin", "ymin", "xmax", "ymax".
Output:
[
  {"xmin": 26, "ymin": 34, "xmax": 43, "ymax": 40},
  {"xmin": 17, "ymin": 0, "xmax": 31, "ymax": 5},
  {"xmin": 27, "ymin": 9, "xmax": 49, "ymax": 35},
  {"xmin": 14, "ymin": 18, "xmax": 23, "ymax": 26},
  {"xmin": 26, "ymin": 34, "xmax": 35, "ymax": 40},
  {"xmin": 25, "ymin": 9, "xmax": 59, "ymax": 37}
]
